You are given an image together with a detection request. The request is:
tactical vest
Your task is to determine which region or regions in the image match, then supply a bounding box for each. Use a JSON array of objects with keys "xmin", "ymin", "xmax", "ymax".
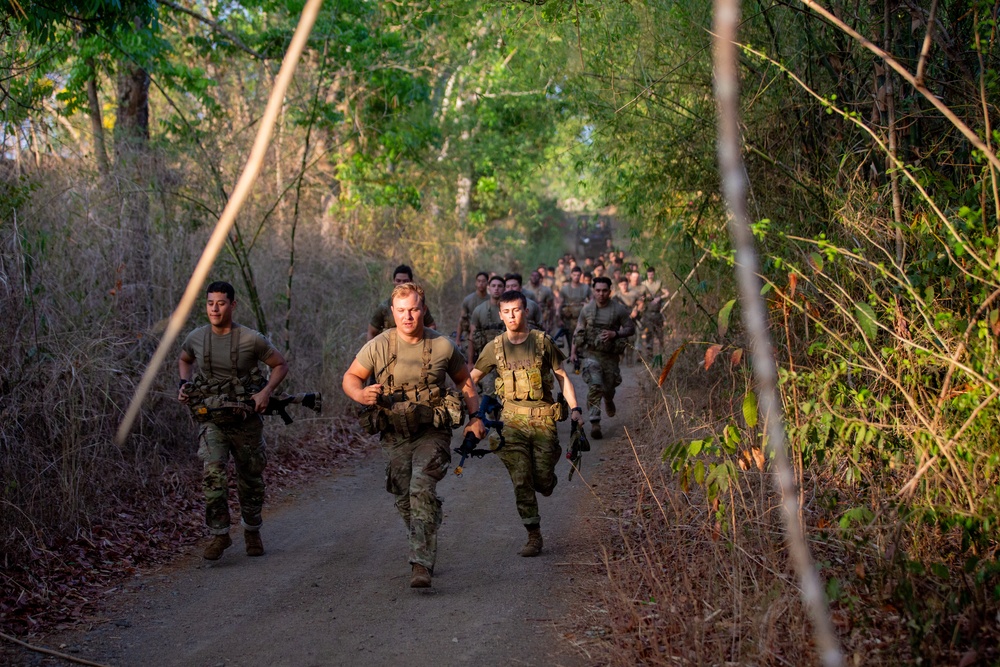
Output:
[
  {"xmin": 185, "ymin": 326, "xmax": 266, "ymax": 425},
  {"xmin": 560, "ymin": 285, "xmax": 589, "ymax": 321},
  {"xmin": 574, "ymin": 302, "xmax": 628, "ymax": 355},
  {"xmin": 471, "ymin": 305, "xmax": 505, "ymax": 353},
  {"xmin": 493, "ymin": 330, "xmax": 547, "ymax": 402},
  {"xmin": 359, "ymin": 330, "xmax": 465, "ymax": 437}
]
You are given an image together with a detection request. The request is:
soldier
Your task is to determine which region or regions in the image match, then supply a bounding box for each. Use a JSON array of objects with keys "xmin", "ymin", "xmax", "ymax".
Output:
[
  {"xmin": 569, "ymin": 276, "xmax": 635, "ymax": 440},
  {"xmin": 470, "ymin": 291, "xmax": 585, "ymax": 557},
  {"xmin": 468, "ymin": 275, "xmax": 507, "ymax": 393},
  {"xmin": 557, "ymin": 266, "xmax": 592, "ymax": 337},
  {"xmin": 178, "ymin": 281, "xmax": 289, "ymax": 561},
  {"xmin": 613, "ymin": 276, "xmax": 643, "ymax": 366},
  {"xmin": 342, "ymin": 282, "xmax": 485, "ymax": 588},
  {"xmin": 456, "ymin": 271, "xmax": 490, "ymax": 348},
  {"xmin": 504, "ymin": 273, "xmax": 544, "ymax": 330},
  {"xmin": 368, "ymin": 264, "xmax": 435, "ymax": 340},
  {"xmin": 524, "ymin": 270, "xmax": 555, "ymax": 332},
  {"xmin": 640, "ymin": 266, "xmax": 668, "ymax": 357}
]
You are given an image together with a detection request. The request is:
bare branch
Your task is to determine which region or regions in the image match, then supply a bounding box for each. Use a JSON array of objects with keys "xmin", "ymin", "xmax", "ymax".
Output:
[{"xmin": 157, "ymin": 0, "xmax": 265, "ymax": 60}]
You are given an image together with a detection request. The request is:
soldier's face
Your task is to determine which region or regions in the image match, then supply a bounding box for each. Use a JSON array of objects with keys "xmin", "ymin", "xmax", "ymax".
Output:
[
  {"xmin": 206, "ymin": 292, "xmax": 235, "ymax": 329},
  {"xmin": 629, "ymin": 271, "xmax": 640, "ymax": 286},
  {"xmin": 570, "ymin": 270, "xmax": 582, "ymax": 284},
  {"xmin": 530, "ymin": 271, "xmax": 541, "ymax": 285},
  {"xmin": 391, "ymin": 292, "xmax": 424, "ymax": 336},
  {"xmin": 393, "ymin": 272, "xmax": 411, "ymax": 286},
  {"xmin": 646, "ymin": 270, "xmax": 655, "ymax": 281},
  {"xmin": 489, "ymin": 279, "xmax": 505, "ymax": 298},
  {"xmin": 476, "ymin": 275, "xmax": 488, "ymax": 292},
  {"xmin": 505, "ymin": 279, "xmax": 521, "ymax": 293},
  {"xmin": 593, "ymin": 284, "xmax": 611, "ymax": 306},
  {"xmin": 499, "ymin": 301, "xmax": 527, "ymax": 333}
]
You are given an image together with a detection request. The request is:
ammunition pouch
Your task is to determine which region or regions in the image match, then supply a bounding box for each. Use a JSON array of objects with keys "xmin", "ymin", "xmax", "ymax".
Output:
[
  {"xmin": 561, "ymin": 303, "xmax": 583, "ymax": 321},
  {"xmin": 579, "ymin": 327, "xmax": 626, "ymax": 355},
  {"xmin": 357, "ymin": 386, "xmax": 464, "ymax": 437},
  {"xmin": 185, "ymin": 370, "xmax": 265, "ymax": 425},
  {"xmin": 472, "ymin": 326, "xmax": 504, "ymax": 353},
  {"xmin": 556, "ymin": 394, "xmax": 569, "ymax": 422}
]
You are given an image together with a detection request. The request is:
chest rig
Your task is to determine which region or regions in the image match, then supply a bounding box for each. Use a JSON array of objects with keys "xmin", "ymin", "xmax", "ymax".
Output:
[
  {"xmin": 360, "ymin": 330, "xmax": 465, "ymax": 437},
  {"xmin": 186, "ymin": 325, "xmax": 265, "ymax": 424},
  {"xmin": 493, "ymin": 330, "xmax": 547, "ymax": 402},
  {"xmin": 574, "ymin": 302, "xmax": 628, "ymax": 355}
]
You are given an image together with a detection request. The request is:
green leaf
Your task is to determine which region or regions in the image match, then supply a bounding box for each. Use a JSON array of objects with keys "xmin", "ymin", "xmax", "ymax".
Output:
[
  {"xmin": 723, "ymin": 424, "xmax": 740, "ymax": 454},
  {"xmin": 742, "ymin": 391, "xmax": 758, "ymax": 428},
  {"xmin": 688, "ymin": 439, "xmax": 704, "ymax": 456},
  {"xmin": 855, "ymin": 302, "xmax": 878, "ymax": 340},
  {"xmin": 718, "ymin": 299, "xmax": 736, "ymax": 337},
  {"xmin": 693, "ymin": 459, "xmax": 706, "ymax": 486}
]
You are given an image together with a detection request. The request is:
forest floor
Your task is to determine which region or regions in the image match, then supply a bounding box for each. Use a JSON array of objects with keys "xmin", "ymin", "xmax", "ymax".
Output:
[{"xmin": 2, "ymin": 364, "xmax": 640, "ymax": 666}]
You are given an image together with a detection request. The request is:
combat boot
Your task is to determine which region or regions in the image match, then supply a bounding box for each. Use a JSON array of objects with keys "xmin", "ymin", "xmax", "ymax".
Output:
[
  {"xmin": 605, "ymin": 396, "xmax": 616, "ymax": 417},
  {"xmin": 591, "ymin": 423, "xmax": 603, "ymax": 440},
  {"xmin": 520, "ymin": 525, "xmax": 543, "ymax": 557},
  {"xmin": 410, "ymin": 564, "xmax": 432, "ymax": 588},
  {"xmin": 244, "ymin": 530, "xmax": 264, "ymax": 557},
  {"xmin": 203, "ymin": 533, "xmax": 232, "ymax": 560}
]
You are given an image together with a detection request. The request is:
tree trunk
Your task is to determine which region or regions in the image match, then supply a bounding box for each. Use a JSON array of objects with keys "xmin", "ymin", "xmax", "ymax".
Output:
[
  {"xmin": 86, "ymin": 58, "xmax": 109, "ymax": 176},
  {"xmin": 114, "ymin": 57, "xmax": 152, "ymax": 337}
]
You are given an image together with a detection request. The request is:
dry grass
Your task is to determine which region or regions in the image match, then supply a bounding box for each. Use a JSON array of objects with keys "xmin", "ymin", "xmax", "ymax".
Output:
[{"xmin": 568, "ymin": 334, "xmax": 1000, "ymax": 666}]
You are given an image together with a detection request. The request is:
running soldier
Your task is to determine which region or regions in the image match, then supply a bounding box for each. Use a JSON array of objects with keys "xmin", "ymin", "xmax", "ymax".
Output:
[
  {"xmin": 343, "ymin": 283, "xmax": 485, "ymax": 588},
  {"xmin": 468, "ymin": 275, "xmax": 507, "ymax": 394},
  {"xmin": 524, "ymin": 270, "xmax": 555, "ymax": 332},
  {"xmin": 178, "ymin": 281, "xmax": 289, "ymax": 560},
  {"xmin": 557, "ymin": 266, "xmax": 592, "ymax": 340},
  {"xmin": 569, "ymin": 276, "xmax": 635, "ymax": 440},
  {"xmin": 470, "ymin": 291, "xmax": 584, "ymax": 556},
  {"xmin": 456, "ymin": 271, "xmax": 490, "ymax": 349},
  {"xmin": 368, "ymin": 264, "xmax": 435, "ymax": 340},
  {"xmin": 504, "ymin": 273, "xmax": 544, "ymax": 330},
  {"xmin": 640, "ymin": 266, "xmax": 668, "ymax": 357}
]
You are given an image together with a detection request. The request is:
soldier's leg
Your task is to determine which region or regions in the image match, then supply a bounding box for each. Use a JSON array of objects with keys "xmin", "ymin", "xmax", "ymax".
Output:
[
  {"xmin": 602, "ymin": 358, "xmax": 624, "ymax": 405},
  {"xmin": 230, "ymin": 417, "xmax": 267, "ymax": 530},
  {"xmin": 528, "ymin": 417, "xmax": 561, "ymax": 498},
  {"xmin": 407, "ymin": 430, "xmax": 451, "ymax": 570},
  {"xmin": 496, "ymin": 419, "xmax": 540, "ymax": 526},
  {"xmin": 197, "ymin": 424, "xmax": 232, "ymax": 535},
  {"xmin": 580, "ymin": 357, "xmax": 604, "ymax": 423},
  {"xmin": 383, "ymin": 438, "xmax": 415, "ymax": 528}
]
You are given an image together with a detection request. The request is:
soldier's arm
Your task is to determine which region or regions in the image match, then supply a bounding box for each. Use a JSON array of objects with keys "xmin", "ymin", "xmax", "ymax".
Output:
[
  {"xmin": 467, "ymin": 323, "xmax": 477, "ymax": 366},
  {"xmin": 569, "ymin": 315, "xmax": 586, "ymax": 361},
  {"xmin": 342, "ymin": 359, "xmax": 382, "ymax": 406},
  {"xmin": 450, "ymin": 365, "xmax": 486, "ymax": 439},
  {"xmin": 553, "ymin": 367, "xmax": 584, "ymax": 423},
  {"xmin": 617, "ymin": 311, "xmax": 637, "ymax": 338},
  {"xmin": 177, "ymin": 349, "xmax": 196, "ymax": 403},
  {"xmin": 253, "ymin": 350, "xmax": 289, "ymax": 412}
]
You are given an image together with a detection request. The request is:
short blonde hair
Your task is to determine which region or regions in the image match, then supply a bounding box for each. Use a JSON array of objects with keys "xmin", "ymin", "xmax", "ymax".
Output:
[{"xmin": 390, "ymin": 282, "xmax": 425, "ymax": 307}]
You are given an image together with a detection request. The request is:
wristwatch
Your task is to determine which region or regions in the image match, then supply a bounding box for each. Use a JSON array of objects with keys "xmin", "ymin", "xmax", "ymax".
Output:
[{"xmin": 178, "ymin": 378, "xmax": 189, "ymax": 389}]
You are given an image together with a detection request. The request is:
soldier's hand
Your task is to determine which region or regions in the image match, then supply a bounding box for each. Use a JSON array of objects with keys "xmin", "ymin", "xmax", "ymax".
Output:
[
  {"xmin": 465, "ymin": 417, "xmax": 487, "ymax": 440},
  {"xmin": 570, "ymin": 408, "xmax": 585, "ymax": 425},
  {"xmin": 252, "ymin": 388, "xmax": 272, "ymax": 413},
  {"xmin": 361, "ymin": 383, "xmax": 383, "ymax": 406},
  {"xmin": 178, "ymin": 386, "xmax": 190, "ymax": 404},
  {"xmin": 598, "ymin": 330, "xmax": 616, "ymax": 342}
]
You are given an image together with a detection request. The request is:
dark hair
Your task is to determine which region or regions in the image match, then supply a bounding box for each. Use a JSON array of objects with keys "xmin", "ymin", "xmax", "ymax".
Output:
[
  {"xmin": 593, "ymin": 276, "xmax": 613, "ymax": 289},
  {"xmin": 393, "ymin": 264, "xmax": 414, "ymax": 280},
  {"xmin": 476, "ymin": 271, "xmax": 490, "ymax": 280},
  {"xmin": 498, "ymin": 290, "xmax": 527, "ymax": 310},
  {"xmin": 570, "ymin": 265, "xmax": 583, "ymax": 274},
  {"xmin": 646, "ymin": 265, "xmax": 656, "ymax": 273},
  {"xmin": 489, "ymin": 274, "xmax": 506, "ymax": 286},
  {"xmin": 504, "ymin": 272, "xmax": 523, "ymax": 287},
  {"xmin": 206, "ymin": 281, "xmax": 235, "ymax": 301}
]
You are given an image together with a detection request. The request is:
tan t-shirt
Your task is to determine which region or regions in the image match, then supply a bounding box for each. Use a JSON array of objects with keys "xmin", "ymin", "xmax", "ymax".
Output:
[
  {"xmin": 357, "ymin": 328, "xmax": 464, "ymax": 389},
  {"xmin": 559, "ymin": 283, "xmax": 592, "ymax": 307},
  {"xmin": 181, "ymin": 324, "xmax": 277, "ymax": 381},
  {"xmin": 474, "ymin": 331, "xmax": 565, "ymax": 407}
]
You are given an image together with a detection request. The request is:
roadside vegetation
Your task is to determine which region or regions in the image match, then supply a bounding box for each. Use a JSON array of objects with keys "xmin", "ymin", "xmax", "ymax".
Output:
[{"xmin": 2, "ymin": 0, "xmax": 999, "ymax": 662}]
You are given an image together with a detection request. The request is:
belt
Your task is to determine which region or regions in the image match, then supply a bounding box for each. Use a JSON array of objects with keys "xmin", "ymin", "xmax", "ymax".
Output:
[{"xmin": 502, "ymin": 404, "xmax": 558, "ymax": 418}]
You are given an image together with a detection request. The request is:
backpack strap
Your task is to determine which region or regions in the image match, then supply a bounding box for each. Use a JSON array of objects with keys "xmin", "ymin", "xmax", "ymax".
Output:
[{"xmin": 202, "ymin": 324, "xmax": 242, "ymax": 378}]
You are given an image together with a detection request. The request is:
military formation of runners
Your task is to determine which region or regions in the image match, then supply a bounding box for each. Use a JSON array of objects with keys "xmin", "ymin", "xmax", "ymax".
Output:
[{"xmin": 176, "ymin": 253, "xmax": 668, "ymax": 591}]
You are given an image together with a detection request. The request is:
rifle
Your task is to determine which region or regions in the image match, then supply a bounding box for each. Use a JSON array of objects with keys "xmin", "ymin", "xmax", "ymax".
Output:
[
  {"xmin": 454, "ymin": 394, "xmax": 505, "ymax": 476},
  {"xmin": 567, "ymin": 419, "xmax": 591, "ymax": 481},
  {"xmin": 256, "ymin": 392, "xmax": 322, "ymax": 425},
  {"xmin": 184, "ymin": 383, "xmax": 322, "ymax": 425}
]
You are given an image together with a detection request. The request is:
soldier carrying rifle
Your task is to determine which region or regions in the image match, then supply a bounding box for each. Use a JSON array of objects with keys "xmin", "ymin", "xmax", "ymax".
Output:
[{"xmin": 178, "ymin": 281, "xmax": 289, "ymax": 561}]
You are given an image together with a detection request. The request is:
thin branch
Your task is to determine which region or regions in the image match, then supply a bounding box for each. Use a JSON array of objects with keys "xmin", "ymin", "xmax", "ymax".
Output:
[
  {"xmin": 157, "ymin": 0, "xmax": 265, "ymax": 60},
  {"xmin": 713, "ymin": 1, "xmax": 844, "ymax": 665},
  {"xmin": 914, "ymin": 0, "xmax": 938, "ymax": 86}
]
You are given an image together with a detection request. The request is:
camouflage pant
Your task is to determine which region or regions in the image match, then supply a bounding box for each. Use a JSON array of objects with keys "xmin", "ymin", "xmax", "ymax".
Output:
[
  {"xmin": 496, "ymin": 413, "xmax": 562, "ymax": 526},
  {"xmin": 197, "ymin": 417, "xmax": 266, "ymax": 535},
  {"xmin": 382, "ymin": 427, "xmax": 451, "ymax": 570},
  {"xmin": 641, "ymin": 312, "xmax": 665, "ymax": 355},
  {"xmin": 581, "ymin": 353, "xmax": 622, "ymax": 423}
]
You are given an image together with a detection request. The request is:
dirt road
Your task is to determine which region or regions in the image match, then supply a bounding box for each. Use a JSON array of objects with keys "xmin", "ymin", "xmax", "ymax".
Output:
[{"xmin": 25, "ymin": 369, "xmax": 638, "ymax": 667}]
